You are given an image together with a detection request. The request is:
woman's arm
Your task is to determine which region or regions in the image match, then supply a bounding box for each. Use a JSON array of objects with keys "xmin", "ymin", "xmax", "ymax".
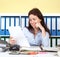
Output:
[
  {"xmin": 41, "ymin": 32, "xmax": 49, "ymax": 47},
  {"xmin": 36, "ymin": 22, "xmax": 46, "ymax": 37}
]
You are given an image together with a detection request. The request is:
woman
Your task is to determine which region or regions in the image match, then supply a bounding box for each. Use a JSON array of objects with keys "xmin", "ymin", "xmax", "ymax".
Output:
[{"xmin": 22, "ymin": 8, "xmax": 50, "ymax": 47}]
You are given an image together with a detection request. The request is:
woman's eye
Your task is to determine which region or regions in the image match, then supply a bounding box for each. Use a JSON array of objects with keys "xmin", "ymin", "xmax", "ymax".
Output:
[
  {"xmin": 29, "ymin": 19, "xmax": 32, "ymax": 21},
  {"xmin": 33, "ymin": 18, "xmax": 36, "ymax": 20}
]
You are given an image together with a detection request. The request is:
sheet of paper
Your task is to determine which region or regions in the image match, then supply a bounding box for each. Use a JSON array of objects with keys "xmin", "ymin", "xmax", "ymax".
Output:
[
  {"xmin": 35, "ymin": 53, "xmax": 57, "ymax": 57},
  {"xmin": 20, "ymin": 46, "xmax": 41, "ymax": 51},
  {"xmin": 8, "ymin": 26, "xmax": 30, "ymax": 47},
  {"xmin": 43, "ymin": 47, "xmax": 58, "ymax": 51},
  {"xmin": 0, "ymin": 44, "xmax": 6, "ymax": 48}
]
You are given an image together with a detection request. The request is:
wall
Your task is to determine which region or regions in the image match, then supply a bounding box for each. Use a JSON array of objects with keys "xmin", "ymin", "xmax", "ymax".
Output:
[{"xmin": 0, "ymin": 0, "xmax": 60, "ymax": 14}]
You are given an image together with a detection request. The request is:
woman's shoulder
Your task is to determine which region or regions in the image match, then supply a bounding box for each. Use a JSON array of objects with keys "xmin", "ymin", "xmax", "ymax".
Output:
[
  {"xmin": 22, "ymin": 27, "xmax": 28, "ymax": 30},
  {"xmin": 22, "ymin": 27, "xmax": 29, "ymax": 32},
  {"xmin": 46, "ymin": 31, "xmax": 50, "ymax": 36}
]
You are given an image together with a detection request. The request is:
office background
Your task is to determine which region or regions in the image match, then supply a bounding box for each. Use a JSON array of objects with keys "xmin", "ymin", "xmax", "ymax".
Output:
[{"xmin": 0, "ymin": 0, "xmax": 60, "ymax": 47}]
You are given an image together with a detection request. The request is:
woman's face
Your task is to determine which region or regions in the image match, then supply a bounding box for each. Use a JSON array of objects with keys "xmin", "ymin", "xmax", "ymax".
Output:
[{"xmin": 29, "ymin": 14, "xmax": 41, "ymax": 28}]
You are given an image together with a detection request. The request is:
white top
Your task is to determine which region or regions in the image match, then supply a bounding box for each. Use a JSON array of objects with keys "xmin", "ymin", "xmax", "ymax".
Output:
[{"xmin": 22, "ymin": 27, "xmax": 50, "ymax": 47}]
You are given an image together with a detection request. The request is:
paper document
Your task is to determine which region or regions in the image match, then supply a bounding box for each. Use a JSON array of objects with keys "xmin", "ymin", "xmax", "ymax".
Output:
[
  {"xmin": 43, "ymin": 47, "xmax": 58, "ymax": 52},
  {"xmin": 8, "ymin": 26, "xmax": 30, "ymax": 47},
  {"xmin": 0, "ymin": 44, "xmax": 6, "ymax": 48},
  {"xmin": 20, "ymin": 46, "xmax": 41, "ymax": 51}
]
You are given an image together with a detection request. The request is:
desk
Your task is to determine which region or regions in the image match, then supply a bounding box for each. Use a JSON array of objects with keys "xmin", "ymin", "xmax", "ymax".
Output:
[
  {"xmin": 50, "ymin": 36, "xmax": 60, "ymax": 47},
  {"xmin": 0, "ymin": 48, "xmax": 59, "ymax": 57},
  {"xmin": 0, "ymin": 47, "xmax": 59, "ymax": 57},
  {"xmin": 0, "ymin": 35, "xmax": 10, "ymax": 41}
]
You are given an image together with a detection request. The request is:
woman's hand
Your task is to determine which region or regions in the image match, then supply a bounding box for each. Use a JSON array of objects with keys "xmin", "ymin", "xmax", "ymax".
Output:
[
  {"xmin": 36, "ymin": 22, "xmax": 46, "ymax": 37},
  {"xmin": 36, "ymin": 22, "xmax": 44, "ymax": 30},
  {"xmin": 9, "ymin": 36, "xmax": 16, "ymax": 45}
]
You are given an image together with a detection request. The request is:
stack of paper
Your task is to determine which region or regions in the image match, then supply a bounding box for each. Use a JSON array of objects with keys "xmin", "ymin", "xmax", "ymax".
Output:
[{"xmin": 20, "ymin": 46, "xmax": 41, "ymax": 51}]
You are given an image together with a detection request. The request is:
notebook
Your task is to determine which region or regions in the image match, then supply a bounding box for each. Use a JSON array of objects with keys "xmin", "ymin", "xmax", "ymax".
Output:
[{"xmin": 8, "ymin": 26, "xmax": 30, "ymax": 47}]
